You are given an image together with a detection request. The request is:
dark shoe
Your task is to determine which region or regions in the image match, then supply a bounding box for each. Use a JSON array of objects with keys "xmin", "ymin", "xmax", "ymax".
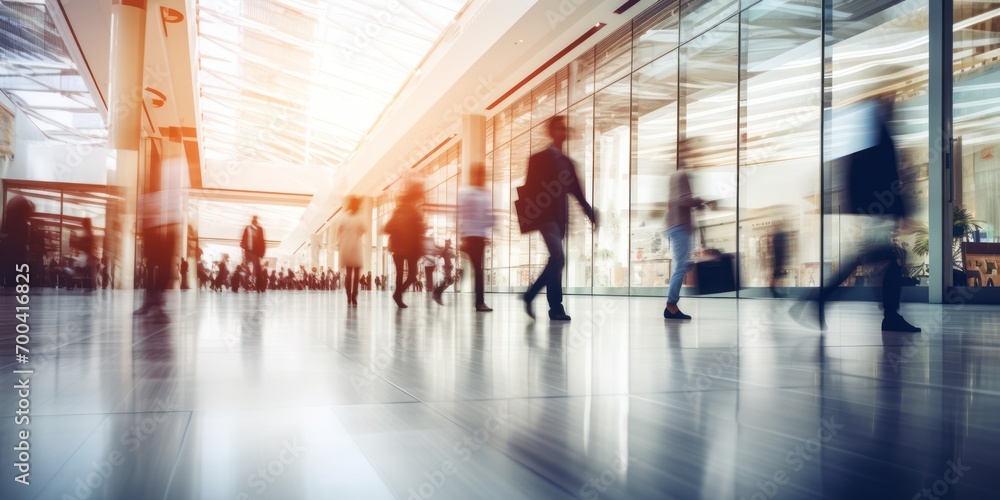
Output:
[
  {"xmin": 522, "ymin": 294, "xmax": 535, "ymax": 320},
  {"xmin": 549, "ymin": 313, "xmax": 571, "ymax": 321},
  {"xmin": 476, "ymin": 304, "xmax": 493, "ymax": 312},
  {"xmin": 392, "ymin": 293, "xmax": 407, "ymax": 309},
  {"xmin": 432, "ymin": 290, "xmax": 444, "ymax": 306},
  {"xmin": 882, "ymin": 316, "xmax": 921, "ymax": 333},
  {"xmin": 663, "ymin": 307, "xmax": 691, "ymax": 320}
]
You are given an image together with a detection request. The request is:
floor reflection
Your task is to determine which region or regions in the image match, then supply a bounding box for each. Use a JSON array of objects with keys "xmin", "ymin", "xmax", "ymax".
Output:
[{"xmin": 0, "ymin": 290, "xmax": 997, "ymax": 498}]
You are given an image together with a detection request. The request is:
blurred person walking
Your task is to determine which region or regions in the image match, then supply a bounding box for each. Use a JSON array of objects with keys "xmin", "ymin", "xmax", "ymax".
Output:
[
  {"xmin": 0, "ymin": 196, "xmax": 35, "ymax": 288},
  {"xmin": 135, "ymin": 160, "xmax": 184, "ymax": 315},
  {"xmin": 519, "ymin": 115, "xmax": 596, "ymax": 321},
  {"xmin": 453, "ymin": 162, "xmax": 494, "ymax": 311},
  {"xmin": 801, "ymin": 96, "xmax": 920, "ymax": 333},
  {"xmin": 338, "ymin": 196, "xmax": 367, "ymax": 306},
  {"xmin": 240, "ymin": 215, "xmax": 267, "ymax": 292},
  {"xmin": 663, "ymin": 139, "xmax": 712, "ymax": 320},
  {"xmin": 384, "ymin": 181, "xmax": 427, "ymax": 308}
]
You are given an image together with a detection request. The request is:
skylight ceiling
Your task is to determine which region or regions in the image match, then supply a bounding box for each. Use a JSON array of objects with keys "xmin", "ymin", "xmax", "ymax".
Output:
[
  {"xmin": 196, "ymin": 0, "xmax": 469, "ymax": 172},
  {"xmin": 0, "ymin": 0, "xmax": 106, "ymax": 145}
]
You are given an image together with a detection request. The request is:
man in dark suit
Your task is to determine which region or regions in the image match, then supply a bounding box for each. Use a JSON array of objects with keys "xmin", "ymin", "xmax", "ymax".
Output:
[
  {"xmin": 240, "ymin": 215, "xmax": 267, "ymax": 292},
  {"xmin": 804, "ymin": 96, "xmax": 919, "ymax": 333},
  {"xmin": 520, "ymin": 115, "xmax": 596, "ymax": 321}
]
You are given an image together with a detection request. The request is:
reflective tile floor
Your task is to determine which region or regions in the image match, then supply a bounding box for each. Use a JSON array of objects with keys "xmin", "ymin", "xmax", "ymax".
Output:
[{"xmin": 1, "ymin": 289, "xmax": 999, "ymax": 499}]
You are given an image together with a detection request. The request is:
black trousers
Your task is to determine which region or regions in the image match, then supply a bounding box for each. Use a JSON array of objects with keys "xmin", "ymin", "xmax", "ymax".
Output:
[
  {"xmin": 525, "ymin": 223, "xmax": 565, "ymax": 313},
  {"xmin": 345, "ymin": 266, "xmax": 360, "ymax": 301},
  {"xmin": 462, "ymin": 237, "xmax": 487, "ymax": 306},
  {"xmin": 143, "ymin": 224, "xmax": 178, "ymax": 306},
  {"xmin": 394, "ymin": 255, "xmax": 420, "ymax": 295},
  {"xmin": 819, "ymin": 242, "xmax": 903, "ymax": 318},
  {"xmin": 246, "ymin": 253, "xmax": 265, "ymax": 291}
]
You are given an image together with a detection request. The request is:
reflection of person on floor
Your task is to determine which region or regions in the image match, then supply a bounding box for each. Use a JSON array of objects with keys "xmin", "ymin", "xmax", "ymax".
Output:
[{"xmin": 804, "ymin": 94, "xmax": 920, "ymax": 333}]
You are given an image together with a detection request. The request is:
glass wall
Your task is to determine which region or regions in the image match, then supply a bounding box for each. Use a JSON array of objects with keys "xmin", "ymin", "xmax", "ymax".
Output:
[
  {"xmin": 478, "ymin": 0, "xmax": 937, "ymax": 297},
  {"xmin": 954, "ymin": 0, "xmax": 1000, "ymax": 287}
]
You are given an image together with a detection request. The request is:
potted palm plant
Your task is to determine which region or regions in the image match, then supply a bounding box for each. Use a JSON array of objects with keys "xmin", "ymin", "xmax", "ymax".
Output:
[{"xmin": 910, "ymin": 206, "xmax": 983, "ymax": 283}]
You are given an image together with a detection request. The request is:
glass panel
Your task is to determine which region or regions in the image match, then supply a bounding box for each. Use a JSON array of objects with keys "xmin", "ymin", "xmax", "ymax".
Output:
[
  {"xmin": 556, "ymin": 67, "xmax": 570, "ymax": 113},
  {"xmin": 633, "ymin": 0, "xmax": 681, "ymax": 70},
  {"xmin": 595, "ymin": 24, "xmax": 633, "ymax": 91},
  {"xmin": 954, "ymin": 0, "xmax": 1000, "ymax": 285},
  {"xmin": 568, "ymin": 46, "xmax": 596, "ymax": 106},
  {"xmin": 484, "ymin": 151, "xmax": 495, "ymax": 290},
  {"xmin": 680, "ymin": 16, "xmax": 740, "ymax": 265},
  {"xmin": 532, "ymin": 76, "xmax": 557, "ymax": 127},
  {"xmin": 196, "ymin": 0, "xmax": 466, "ymax": 167},
  {"xmin": 827, "ymin": 0, "xmax": 930, "ymax": 288},
  {"xmin": 492, "ymin": 143, "xmax": 511, "ymax": 290},
  {"xmin": 631, "ymin": 50, "xmax": 678, "ymax": 289},
  {"xmin": 495, "ymin": 107, "xmax": 512, "ymax": 146},
  {"xmin": 509, "ymin": 133, "xmax": 532, "ymax": 288},
  {"xmin": 567, "ymin": 96, "xmax": 595, "ymax": 289},
  {"xmin": 681, "ymin": 0, "xmax": 739, "ymax": 44},
  {"xmin": 739, "ymin": 0, "xmax": 822, "ymax": 292},
  {"xmin": 486, "ymin": 116, "xmax": 494, "ymax": 153},
  {"xmin": 594, "ymin": 78, "xmax": 632, "ymax": 291},
  {"xmin": 512, "ymin": 94, "xmax": 533, "ymax": 139}
]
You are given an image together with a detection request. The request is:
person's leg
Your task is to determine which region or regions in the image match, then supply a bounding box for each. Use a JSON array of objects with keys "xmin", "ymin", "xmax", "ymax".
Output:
[
  {"xmin": 467, "ymin": 238, "xmax": 486, "ymax": 307},
  {"xmin": 392, "ymin": 255, "xmax": 408, "ymax": 307},
  {"xmin": 402, "ymin": 257, "xmax": 419, "ymax": 292},
  {"xmin": 345, "ymin": 267, "xmax": 354, "ymax": 302},
  {"xmin": 352, "ymin": 268, "xmax": 360, "ymax": 302},
  {"xmin": 538, "ymin": 224, "xmax": 566, "ymax": 315},
  {"xmin": 882, "ymin": 257, "xmax": 902, "ymax": 318},
  {"xmin": 666, "ymin": 226, "xmax": 693, "ymax": 308}
]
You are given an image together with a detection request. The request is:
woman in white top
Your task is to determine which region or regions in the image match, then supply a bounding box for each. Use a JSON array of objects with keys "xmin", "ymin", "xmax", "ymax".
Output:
[
  {"xmin": 337, "ymin": 196, "xmax": 367, "ymax": 306},
  {"xmin": 458, "ymin": 162, "xmax": 494, "ymax": 311}
]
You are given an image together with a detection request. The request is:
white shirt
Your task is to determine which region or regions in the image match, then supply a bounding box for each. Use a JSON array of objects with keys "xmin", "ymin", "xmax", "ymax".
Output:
[{"xmin": 458, "ymin": 186, "xmax": 493, "ymax": 238}]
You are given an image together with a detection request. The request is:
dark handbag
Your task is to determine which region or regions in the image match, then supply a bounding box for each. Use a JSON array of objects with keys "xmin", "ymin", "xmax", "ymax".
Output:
[
  {"xmin": 514, "ymin": 185, "xmax": 542, "ymax": 234},
  {"xmin": 694, "ymin": 226, "xmax": 737, "ymax": 294}
]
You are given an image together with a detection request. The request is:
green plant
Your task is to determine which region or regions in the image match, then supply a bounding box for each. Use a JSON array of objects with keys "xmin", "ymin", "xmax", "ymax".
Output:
[{"xmin": 910, "ymin": 206, "xmax": 983, "ymax": 270}]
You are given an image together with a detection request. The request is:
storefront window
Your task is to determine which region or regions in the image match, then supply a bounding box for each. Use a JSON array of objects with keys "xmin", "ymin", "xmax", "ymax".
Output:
[
  {"xmin": 739, "ymin": 0, "xmax": 822, "ymax": 292},
  {"xmin": 631, "ymin": 49, "xmax": 678, "ymax": 291},
  {"xmin": 954, "ymin": 0, "xmax": 1000, "ymax": 286}
]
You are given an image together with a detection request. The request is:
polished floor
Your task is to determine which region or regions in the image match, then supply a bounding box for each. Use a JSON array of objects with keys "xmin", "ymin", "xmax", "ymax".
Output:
[{"xmin": 1, "ymin": 288, "xmax": 998, "ymax": 499}]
